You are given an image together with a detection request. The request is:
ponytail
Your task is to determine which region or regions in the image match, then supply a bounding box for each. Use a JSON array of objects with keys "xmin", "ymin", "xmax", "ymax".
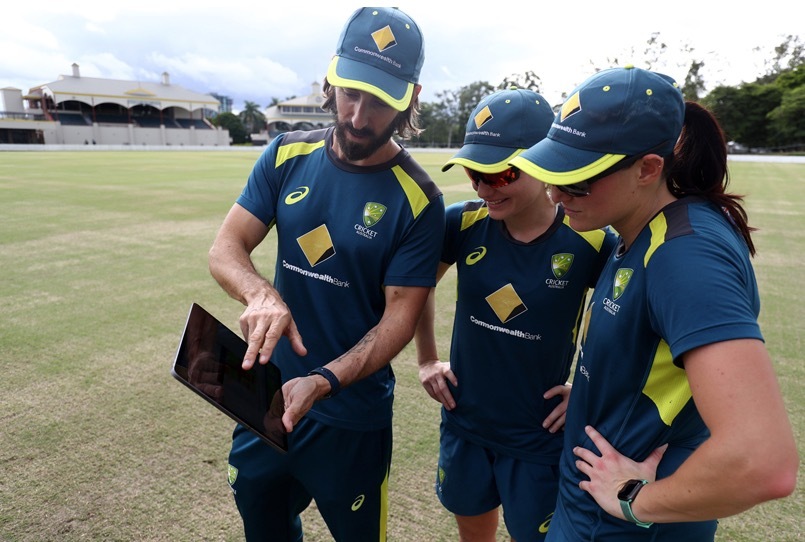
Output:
[{"xmin": 666, "ymin": 101, "xmax": 756, "ymax": 256}]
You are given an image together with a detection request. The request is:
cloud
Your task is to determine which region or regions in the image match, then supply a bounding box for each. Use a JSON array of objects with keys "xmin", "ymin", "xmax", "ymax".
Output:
[
  {"xmin": 0, "ymin": 0, "xmax": 799, "ymax": 112},
  {"xmin": 148, "ymin": 52, "xmax": 305, "ymax": 105}
]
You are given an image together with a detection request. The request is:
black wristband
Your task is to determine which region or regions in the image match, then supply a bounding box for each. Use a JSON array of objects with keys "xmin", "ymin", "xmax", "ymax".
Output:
[{"xmin": 307, "ymin": 367, "xmax": 341, "ymax": 398}]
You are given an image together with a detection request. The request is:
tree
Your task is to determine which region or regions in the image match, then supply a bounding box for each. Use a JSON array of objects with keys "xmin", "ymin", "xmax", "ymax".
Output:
[
  {"xmin": 587, "ymin": 32, "xmax": 668, "ymax": 72},
  {"xmin": 418, "ymin": 87, "xmax": 460, "ymax": 148},
  {"xmin": 414, "ymin": 81, "xmax": 494, "ymax": 148},
  {"xmin": 765, "ymin": 35, "xmax": 805, "ymax": 78},
  {"xmin": 775, "ymin": 63, "xmax": 805, "ymax": 91},
  {"xmin": 702, "ymin": 83, "xmax": 783, "ymax": 148},
  {"xmin": 586, "ymin": 32, "xmax": 706, "ymax": 101},
  {"xmin": 681, "ymin": 59, "xmax": 707, "ymax": 101},
  {"xmin": 498, "ymin": 71, "xmax": 543, "ymax": 93},
  {"xmin": 768, "ymin": 85, "xmax": 805, "ymax": 147},
  {"xmin": 239, "ymin": 100, "xmax": 266, "ymax": 136},
  {"xmin": 454, "ymin": 81, "xmax": 496, "ymax": 144},
  {"xmin": 413, "ymin": 101, "xmax": 450, "ymax": 147},
  {"xmin": 211, "ymin": 112, "xmax": 248, "ymax": 145}
]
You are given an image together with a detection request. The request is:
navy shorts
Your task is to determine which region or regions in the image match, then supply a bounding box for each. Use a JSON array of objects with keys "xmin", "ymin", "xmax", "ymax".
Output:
[
  {"xmin": 227, "ymin": 416, "xmax": 392, "ymax": 541},
  {"xmin": 436, "ymin": 423, "xmax": 559, "ymax": 541}
]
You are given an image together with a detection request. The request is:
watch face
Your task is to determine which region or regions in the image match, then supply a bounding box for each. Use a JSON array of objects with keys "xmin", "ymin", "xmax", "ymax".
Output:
[{"xmin": 618, "ymin": 479, "xmax": 646, "ymax": 501}]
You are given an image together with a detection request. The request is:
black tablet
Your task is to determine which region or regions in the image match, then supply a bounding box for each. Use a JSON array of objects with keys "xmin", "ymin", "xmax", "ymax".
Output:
[{"xmin": 171, "ymin": 303, "xmax": 287, "ymax": 453}]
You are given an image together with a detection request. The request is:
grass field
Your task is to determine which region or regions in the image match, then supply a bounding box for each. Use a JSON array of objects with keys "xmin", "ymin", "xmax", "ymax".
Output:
[{"xmin": 0, "ymin": 150, "xmax": 802, "ymax": 541}]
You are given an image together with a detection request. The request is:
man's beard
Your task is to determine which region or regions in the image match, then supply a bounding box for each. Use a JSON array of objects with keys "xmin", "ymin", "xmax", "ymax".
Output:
[{"xmin": 334, "ymin": 118, "xmax": 398, "ymax": 162}]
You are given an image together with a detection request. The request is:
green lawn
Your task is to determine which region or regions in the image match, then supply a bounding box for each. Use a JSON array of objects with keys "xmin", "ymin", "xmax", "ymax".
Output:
[{"xmin": 0, "ymin": 150, "xmax": 802, "ymax": 541}]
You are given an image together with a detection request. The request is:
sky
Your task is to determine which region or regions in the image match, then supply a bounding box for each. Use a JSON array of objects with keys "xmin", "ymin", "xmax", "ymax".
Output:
[{"xmin": 1, "ymin": 1, "xmax": 800, "ymax": 112}]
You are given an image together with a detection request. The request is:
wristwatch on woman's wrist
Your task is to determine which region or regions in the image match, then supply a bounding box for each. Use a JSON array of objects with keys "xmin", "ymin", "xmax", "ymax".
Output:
[{"xmin": 617, "ymin": 479, "xmax": 653, "ymax": 528}]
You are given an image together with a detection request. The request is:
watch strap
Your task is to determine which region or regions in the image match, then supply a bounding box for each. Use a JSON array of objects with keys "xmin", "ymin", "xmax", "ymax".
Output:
[
  {"xmin": 619, "ymin": 480, "xmax": 653, "ymax": 528},
  {"xmin": 307, "ymin": 366, "xmax": 341, "ymax": 398}
]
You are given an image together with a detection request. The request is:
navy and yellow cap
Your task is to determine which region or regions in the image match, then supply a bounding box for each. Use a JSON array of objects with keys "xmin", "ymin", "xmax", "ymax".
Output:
[
  {"xmin": 511, "ymin": 66, "xmax": 684, "ymax": 185},
  {"xmin": 327, "ymin": 7, "xmax": 424, "ymax": 112},
  {"xmin": 442, "ymin": 88, "xmax": 554, "ymax": 173}
]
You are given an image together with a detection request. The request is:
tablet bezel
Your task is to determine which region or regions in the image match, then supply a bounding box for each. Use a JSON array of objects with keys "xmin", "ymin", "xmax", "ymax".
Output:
[{"xmin": 171, "ymin": 303, "xmax": 288, "ymax": 454}]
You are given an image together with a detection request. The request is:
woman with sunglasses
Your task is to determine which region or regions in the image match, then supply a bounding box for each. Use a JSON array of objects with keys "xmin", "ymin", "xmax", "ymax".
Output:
[
  {"xmin": 511, "ymin": 66, "xmax": 798, "ymax": 541},
  {"xmin": 415, "ymin": 88, "xmax": 617, "ymax": 541}
]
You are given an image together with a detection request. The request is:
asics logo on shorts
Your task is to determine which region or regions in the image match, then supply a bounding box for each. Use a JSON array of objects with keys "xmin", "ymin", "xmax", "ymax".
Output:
[
  {"xmin": 539, "ymin": 512, "xmax": 554, "ymax": 533},
  {"xmin": 351, "ymin": 494, "xmax": 365, "ymax": 511}
]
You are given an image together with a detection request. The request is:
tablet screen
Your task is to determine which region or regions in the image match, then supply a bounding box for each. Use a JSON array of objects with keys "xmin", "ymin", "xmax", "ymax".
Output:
[{"xmin": 171, "ymin": 303, "xmax": 288, "ymax": 453}]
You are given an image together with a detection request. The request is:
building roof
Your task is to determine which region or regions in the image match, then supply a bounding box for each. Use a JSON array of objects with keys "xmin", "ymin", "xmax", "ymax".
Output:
[
  {"xmin": 28, "ymin": 65, "xmax": 219, "ymax": 112},
  {"xmin": 264, "ymin": 81, "xmax": 331, "ymax": 126}
]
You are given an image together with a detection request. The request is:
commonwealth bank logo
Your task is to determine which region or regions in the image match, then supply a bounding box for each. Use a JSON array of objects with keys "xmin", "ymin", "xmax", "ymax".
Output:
[
  {"xmin": 371, "ymin": 25, "xmax": 397, "ymax": 52},
  {"xmin": 560, "ymin": 91, "xmax": 582, "ymax": 122},
  {"xmin": 363, "ymin": 202, "xmax": 386, "ymax": 227},
  {"xmin": 613, "ymin": 268, "xmax": 634, "ymax": 300},
  {"xmin": 474, "ymin": 105, "xmax": 493, "ymax": 129},
  {"xmin": 486, "ymin": 283, "xmax": 527, "ymax": 323},
  {"xmin": 297, "ymin": 224, "xmax": 335, "ymax": 267},
  {"xmin": 551, "ymin": 253, "xmax": 574, "ymax": 279}
]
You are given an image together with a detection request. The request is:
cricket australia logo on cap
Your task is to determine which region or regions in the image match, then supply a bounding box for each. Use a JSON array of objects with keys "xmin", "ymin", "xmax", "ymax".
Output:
[{"xmin": 371, "ymin": 25, "xmax": 397, "ymax": 53}]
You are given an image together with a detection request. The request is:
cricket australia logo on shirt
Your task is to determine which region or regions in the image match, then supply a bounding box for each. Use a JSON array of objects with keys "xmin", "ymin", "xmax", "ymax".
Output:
[
  {"xmin": 355, "ymin": 202, "xmax": 386, "ymax": 239},
  {"xmin": 603, "ymin": 267, "xmax": 633, "ymax": 315},
  {"xmin": 546, "ymin": 253, "xmax": 574, "ymax": 289}
]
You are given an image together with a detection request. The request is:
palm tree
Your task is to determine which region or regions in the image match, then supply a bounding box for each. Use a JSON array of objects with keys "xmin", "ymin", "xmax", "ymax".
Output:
[{"xmin": 239, "ymin": 101, "xmax": 266, "ymax": 135}]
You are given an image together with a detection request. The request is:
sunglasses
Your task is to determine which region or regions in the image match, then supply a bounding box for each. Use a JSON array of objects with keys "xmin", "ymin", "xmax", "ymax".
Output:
[
  {"xmin": 552, "ymin": 178, "xmax": 600, "ymax": 198},
  {"xmin": 552, "ymin": 144, "xmax": 669, "ymax": 197},
  {"xmin": 466, "ymin": 167, "xmax": 521, "ymax": 188}
]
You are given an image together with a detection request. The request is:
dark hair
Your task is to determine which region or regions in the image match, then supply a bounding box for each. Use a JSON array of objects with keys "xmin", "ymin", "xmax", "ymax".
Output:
[
  {"xmin": 665, "ymin": 101, "xmax": 756, "ymax": 256},
  {"xmin": 321, "ymin": 77, "xmax": 422, "ymax": 139}
]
